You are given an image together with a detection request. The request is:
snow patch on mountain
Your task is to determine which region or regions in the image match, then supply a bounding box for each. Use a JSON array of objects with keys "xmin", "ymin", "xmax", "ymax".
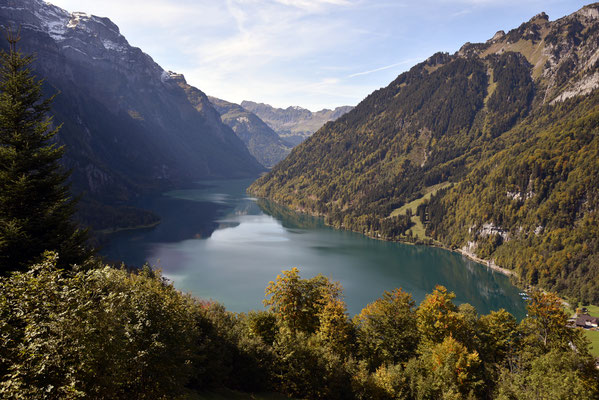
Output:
[
  {"xmin": 160, "ymin": 70, "xmax": 172, "ymax": 83},
  {"xmin": 102, "ymin": 38, "xmax": 126, "ymax": 52},
  {"xmin": 61, "ymin": 44, "xmax": 88, "ymax": 57},
  {"xmin": 66, "ymin": 12, "xmax": 85, "ymax": 29},
  {"xmin": 32, "ymin": 1, "xmax": 70, "ymax": 41},
  {"xmin": 5, "ymin": 0, "xmax": 129, "ymax": 55}
]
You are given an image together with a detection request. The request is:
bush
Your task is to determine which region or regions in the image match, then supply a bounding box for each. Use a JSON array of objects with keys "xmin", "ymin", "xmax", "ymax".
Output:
[{"xmin": 0, "ymin": 254, "xmax": 197, "ymax": 399}]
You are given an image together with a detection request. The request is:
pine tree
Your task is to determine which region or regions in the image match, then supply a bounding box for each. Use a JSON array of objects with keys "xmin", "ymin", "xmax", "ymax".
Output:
[{"xmin": 0, "ymin": 31, "xmax": 90, "ymax": 273}]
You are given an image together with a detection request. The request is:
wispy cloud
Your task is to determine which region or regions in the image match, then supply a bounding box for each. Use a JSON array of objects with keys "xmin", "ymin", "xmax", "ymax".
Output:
[
  {"xmin": 348, "ymin": 58, "xmax": 422, "ymax": 78},
  {"xmin": 174, "ymin": 0, "xmax": 365, "ymax": 106},
  {"xmin": 440, "ymin": 0, "xmax": 532, "ymax": 4},
  {"xmin": 450, "ymin": 8, "xmax": 473, "ymax": 17},
  {"xmin": 274, "ymin": 0, "xmax": 354, "ymax": 12},
  {"xmin": 49, "ymin": 0, "xmax": 228, "ymax": 28}
]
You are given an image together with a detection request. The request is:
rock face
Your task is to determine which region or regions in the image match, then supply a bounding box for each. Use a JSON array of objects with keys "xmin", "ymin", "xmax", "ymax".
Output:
[
  {"xmin": 208, "ymin": 97, "xmax": 292, "ymax": 168},
  {"xmin": 0, "ymin": 0, "xmax": 264, "ymax": 226},
  {"xmin": 241, "ymin": 101, "xmax": 353, "ymax": 146}
]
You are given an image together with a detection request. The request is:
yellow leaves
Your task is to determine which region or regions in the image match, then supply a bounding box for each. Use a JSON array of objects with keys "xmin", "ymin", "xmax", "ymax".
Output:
[
  {"xmin": 316, "ymin": 296, "xmax": 352, "ymax": 355},
  {"xmin": 417, "ymin": 286, "xmax": 464, "ymax": 346},
  {"xmin": 522, "ymin": 290, "xmax": 573, "ymax": 350},
  {"xmin": 263, "ymin": 268, "xmax": 344, "ymax": 335},
  {"xmin": 426, "ymin": 335, "xmax": 483, "ymax": 395}
]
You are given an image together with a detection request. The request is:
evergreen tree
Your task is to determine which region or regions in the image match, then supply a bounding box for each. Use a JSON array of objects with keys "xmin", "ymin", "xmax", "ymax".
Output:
[{"xmin": 0, "ymin": 31, "xmax": 90, "ymax": 273}]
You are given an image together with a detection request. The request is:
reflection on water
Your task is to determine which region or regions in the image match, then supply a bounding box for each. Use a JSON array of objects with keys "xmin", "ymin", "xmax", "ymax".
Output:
[
  {"xmin": 258, "ymin": 199, "xmax": 326, "ymax": 230},
  {"xmin": 102, "ymin": 179, "xmax": 527, "ymax": 318}
]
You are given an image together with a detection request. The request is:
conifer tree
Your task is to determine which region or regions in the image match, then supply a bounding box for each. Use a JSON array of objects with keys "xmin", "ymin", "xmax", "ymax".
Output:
[{"xmin": 0, "ymin": 31, "xmax": 90, "ymax": 273}]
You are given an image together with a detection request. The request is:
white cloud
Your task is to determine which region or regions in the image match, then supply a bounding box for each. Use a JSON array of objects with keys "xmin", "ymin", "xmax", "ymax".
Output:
[
  {"xmin": 450, "ymin": 9, "xmax": 473, "ymax": 17},
  {"xmin": 273, "ymin": 0, "xmax": 354, "ymax": 12},
  {"xmin": 439, "ymin": 0, "xmax": 535, "ymax": 4},
  {"xmin": 188, "ymin": 67, "xmax": 370, "ymax": 110},
  {"xmin": 348, "ymin": 58, "xmax": 422, "ymax": 78},
  {"xmin": 171, "ymin": 0, "xmax": 366, "ymax": 108}
]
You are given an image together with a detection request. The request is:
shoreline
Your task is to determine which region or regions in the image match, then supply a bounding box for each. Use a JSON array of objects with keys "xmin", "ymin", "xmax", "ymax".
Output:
[
  {"xmin": 95, "ymin": 220, "xmax": 161, "ymax": 235},
  {"xmin": 255, "ymin": 195, "xmax": 516, "ymax": 277},
  {"xmin": 453, "ymin": 248, "xmax": 515, "ymax": 277}
]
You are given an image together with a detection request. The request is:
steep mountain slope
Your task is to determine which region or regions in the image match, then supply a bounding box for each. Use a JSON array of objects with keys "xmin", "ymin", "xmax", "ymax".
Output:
[
  {"xmin": 251, "ymin": 4, "xmax": 599, "ymax": 302},
  {"xmin": 209, "ymin": 97, "xmax": 292, "ymax": 168},
  {"xmin": 0, "ymin": 0, "xmax": 264, "ymax": 229},
  {"xmin": 241, "ymin": 101, "xmax": 353, "ymax": 145}
]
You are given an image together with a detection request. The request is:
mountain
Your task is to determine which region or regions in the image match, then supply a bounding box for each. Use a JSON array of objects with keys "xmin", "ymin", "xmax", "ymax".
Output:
[
  {"xmin": 241, "ymin": 101, "xmax": 353, "ymax": 145},
  {"xmin": 208, "ymin": 97, "xmax": 292, "ymax": 168},
  {"xmin": 251, "ymin": 4, "xmax": 599, "ymax": 303},
  {"xmin": 0, "ymin": 0, "xmax": 264, "ymax": 230}
]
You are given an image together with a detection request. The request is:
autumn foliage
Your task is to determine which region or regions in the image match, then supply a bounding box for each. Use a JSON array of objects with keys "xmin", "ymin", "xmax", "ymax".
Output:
[{"xmin": 1, "ymin": 264, "xmax": 597, "ymax": 399}]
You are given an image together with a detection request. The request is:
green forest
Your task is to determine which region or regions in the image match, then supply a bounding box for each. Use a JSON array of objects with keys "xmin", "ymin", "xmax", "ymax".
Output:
[{"xmin": 423, "ymin": 93, "xmax": 599, "ymax": 304}]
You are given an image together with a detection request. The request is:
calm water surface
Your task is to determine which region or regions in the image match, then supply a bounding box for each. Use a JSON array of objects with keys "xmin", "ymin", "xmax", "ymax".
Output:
[{"xmin": 102, "ymin": 178, "xmax": 526, "ymax": 318}]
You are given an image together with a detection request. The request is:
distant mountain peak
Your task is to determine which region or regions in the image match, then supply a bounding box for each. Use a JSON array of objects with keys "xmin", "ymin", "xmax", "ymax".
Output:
[
  {"xmin": 209, "ymin": 96, "xmax": 292, "ymax": 168},
  {"xmin": 240, "ymin": 100, "xmax": 353, "ymax": 146},
  {"xmin": 529, "ymin": 11, "xmax": 549, "ymax": 22},
  {"xmin": 162, "ymin": 70, "xmax": 186, "ymax": 83}
]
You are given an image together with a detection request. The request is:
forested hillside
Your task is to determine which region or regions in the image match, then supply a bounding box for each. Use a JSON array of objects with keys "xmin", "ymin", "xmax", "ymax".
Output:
[
  {"xmin": 250, "ymin": 4, "xmax": 599, "ymax": 302},
  {"xmin": 1, "ymin": 4, "xmax": 597, "ymax": 397}
]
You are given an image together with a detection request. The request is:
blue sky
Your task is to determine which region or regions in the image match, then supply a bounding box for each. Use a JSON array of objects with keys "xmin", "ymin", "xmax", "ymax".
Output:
[{"xmin": 49, "ymin": 0, "xmax": 590, "ymax": 110}]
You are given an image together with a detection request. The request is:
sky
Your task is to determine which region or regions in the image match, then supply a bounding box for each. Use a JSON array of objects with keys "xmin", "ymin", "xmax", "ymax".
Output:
[{"xmin": 48, "ymin": 0, "xmax": 590, "ymax": 111}]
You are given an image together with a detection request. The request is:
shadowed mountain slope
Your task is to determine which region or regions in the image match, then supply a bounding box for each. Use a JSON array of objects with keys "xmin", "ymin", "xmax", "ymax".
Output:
[{"xmin": 0, "ymin": 0, "xmax": 264, "ymax": 230}]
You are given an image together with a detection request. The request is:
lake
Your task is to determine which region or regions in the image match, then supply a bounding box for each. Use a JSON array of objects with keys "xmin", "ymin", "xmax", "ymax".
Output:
[{"xmin": 102, "ymin": 178, "xmax": 527, "ymax": 318}]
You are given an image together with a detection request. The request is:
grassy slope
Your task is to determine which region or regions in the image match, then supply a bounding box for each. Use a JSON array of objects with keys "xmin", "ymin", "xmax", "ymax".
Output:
[
  {"xmin": 409, "ymin": 216, "xmax": 428, "ymax": 240},
  {"xmin": 389, "ymin": 182, "xmax": 451, "ymax": 240},
  {"xmin": 582, "ymin": 305, "xmax": 599, "ymax": 316},
  {"xmin": 584, "ymin": 330, "xmax": 599, "ymax": 357},
  {"xmin": 580, "ymin": 306, "xmax": 599, "ymax": 356},
  {"xmin": 390, "ymin": 182, "xmax": 452, "ymax": 217}
]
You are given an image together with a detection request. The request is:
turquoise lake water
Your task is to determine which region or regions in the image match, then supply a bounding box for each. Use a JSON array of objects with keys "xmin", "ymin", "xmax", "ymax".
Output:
[{"xmin": 102, "ymin": 178, "xmax": 526, "ymax": 318}]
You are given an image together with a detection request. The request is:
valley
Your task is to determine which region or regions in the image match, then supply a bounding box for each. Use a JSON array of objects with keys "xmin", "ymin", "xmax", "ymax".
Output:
[{"xmin": 0, "ymin": 0, "xmax": 598, "ymax": 398}]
